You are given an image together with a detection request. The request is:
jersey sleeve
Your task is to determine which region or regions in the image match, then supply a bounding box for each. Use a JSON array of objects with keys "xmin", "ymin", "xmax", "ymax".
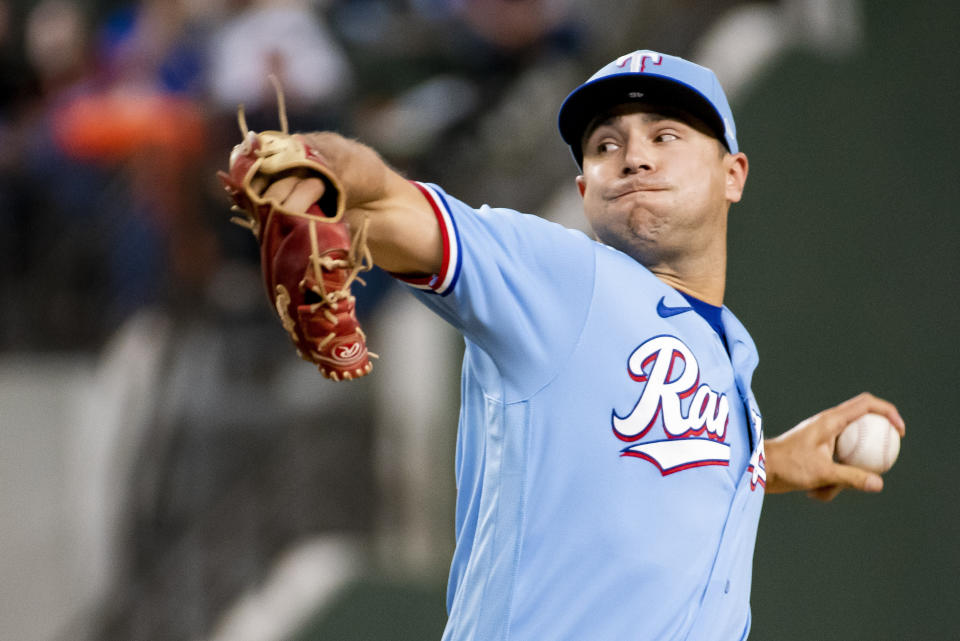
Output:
[{"xmin": 393, "ymin": 182, "xmax": 596, "ymax": 400}]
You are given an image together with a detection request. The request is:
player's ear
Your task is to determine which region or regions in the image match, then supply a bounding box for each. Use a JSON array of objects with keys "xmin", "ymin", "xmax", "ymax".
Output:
[
  {"xmin": 576, "ymin": 175, "xmax": 586, "ymax": 198},
  {"xmin": 724, "ymin": 152, "xmax": 748, "ymax": 203}
]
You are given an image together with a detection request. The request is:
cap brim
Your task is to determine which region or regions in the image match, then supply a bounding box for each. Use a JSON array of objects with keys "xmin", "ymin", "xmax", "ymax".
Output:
[{"xmin": 558, "ymin": 73, "xmax": 729, "ymax": 165}]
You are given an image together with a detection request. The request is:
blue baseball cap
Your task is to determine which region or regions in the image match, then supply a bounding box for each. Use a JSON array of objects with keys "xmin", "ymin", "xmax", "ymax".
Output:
[{"xmin": 558, "ymin": 50, "xmax": 738, "ymax": 167}]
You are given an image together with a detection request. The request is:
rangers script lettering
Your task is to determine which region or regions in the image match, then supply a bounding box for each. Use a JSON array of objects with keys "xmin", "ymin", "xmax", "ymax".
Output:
[{"xmin": 613, "ymin": 335, "xmax": 732, "ymax": 474}]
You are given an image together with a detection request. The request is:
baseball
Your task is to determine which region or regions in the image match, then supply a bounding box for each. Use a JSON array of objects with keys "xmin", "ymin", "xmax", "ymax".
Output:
[{"xmin": 834, "ymin": 413, "xmax": 901, "ymax": 474}]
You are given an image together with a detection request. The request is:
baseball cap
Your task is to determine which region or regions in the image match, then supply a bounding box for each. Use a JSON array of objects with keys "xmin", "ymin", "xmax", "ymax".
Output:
[{"xmin": 558, "ymin": 50, "xmax": 738, "ymax": 167}]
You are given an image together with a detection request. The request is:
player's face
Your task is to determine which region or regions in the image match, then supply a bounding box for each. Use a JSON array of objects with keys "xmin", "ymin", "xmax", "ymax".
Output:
[{"xmin": 576, "ymin": 104, "xmax": 747, "ymax": 270}]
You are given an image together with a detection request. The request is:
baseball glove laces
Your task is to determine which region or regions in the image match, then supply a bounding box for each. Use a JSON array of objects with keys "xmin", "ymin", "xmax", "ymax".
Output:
[{"xmin": 218, "ymin": 78, "xmax": 377, "ymax": 381}]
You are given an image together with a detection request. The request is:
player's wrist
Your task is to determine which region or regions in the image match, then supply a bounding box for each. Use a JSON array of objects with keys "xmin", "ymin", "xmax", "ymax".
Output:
[{"xmin": 759, "ymin": 436, "xmax": 789, "ymax": 494}]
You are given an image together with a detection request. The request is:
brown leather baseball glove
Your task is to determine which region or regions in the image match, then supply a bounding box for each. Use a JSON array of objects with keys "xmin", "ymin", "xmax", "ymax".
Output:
[{"xmin": 217, "ymin": 100, "xmax": 375, "ymax": 381}]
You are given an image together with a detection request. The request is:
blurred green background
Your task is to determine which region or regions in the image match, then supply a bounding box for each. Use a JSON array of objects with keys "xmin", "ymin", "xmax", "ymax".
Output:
[{"xmin": 730, "ymin": 2, "xmax": 959, "ymax": 639}]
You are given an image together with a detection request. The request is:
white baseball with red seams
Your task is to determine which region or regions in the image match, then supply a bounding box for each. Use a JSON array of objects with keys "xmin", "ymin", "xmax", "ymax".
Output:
[{"xmin": 835, "ymin": 413, "xmax": 901, "ymax": 474}]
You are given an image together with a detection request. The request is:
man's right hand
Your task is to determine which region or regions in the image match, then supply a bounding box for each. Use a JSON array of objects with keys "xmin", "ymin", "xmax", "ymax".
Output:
[{"xmin": 284, "ymin": 133, "xmax": 443, "ymax": 276}]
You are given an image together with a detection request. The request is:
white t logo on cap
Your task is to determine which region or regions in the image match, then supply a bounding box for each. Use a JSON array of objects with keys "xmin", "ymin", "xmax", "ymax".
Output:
[{"xmin": 616, "ymin": 51, "xmax": 663, "ymax": 73}]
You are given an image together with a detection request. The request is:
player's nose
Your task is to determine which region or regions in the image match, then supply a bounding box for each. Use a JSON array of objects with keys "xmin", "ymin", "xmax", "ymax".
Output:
[{"xmin": 621, "ymin": 138, "xmax": 655, "ymax": 174}]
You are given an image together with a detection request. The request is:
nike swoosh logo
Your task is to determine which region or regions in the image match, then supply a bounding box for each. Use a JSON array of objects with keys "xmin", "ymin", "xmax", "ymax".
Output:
[{"xmin": 656, "ymin": 296, "xmax": 694, "ymax": 318}]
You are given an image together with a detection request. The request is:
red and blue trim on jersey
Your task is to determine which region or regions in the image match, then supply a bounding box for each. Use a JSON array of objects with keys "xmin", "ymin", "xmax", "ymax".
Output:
[{"xmin": 391, "ymin": 181, "xmax": 462, "ymax": 296}]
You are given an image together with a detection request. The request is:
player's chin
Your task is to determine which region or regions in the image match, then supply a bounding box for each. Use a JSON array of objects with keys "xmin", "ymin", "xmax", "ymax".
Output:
[
  {"xmin": 598, "ymin": 226, "xmax": 664, "ymax": 267},
  {"xmin": 625, "ymin": 207, "xmax": 669, "ymax": 244}
]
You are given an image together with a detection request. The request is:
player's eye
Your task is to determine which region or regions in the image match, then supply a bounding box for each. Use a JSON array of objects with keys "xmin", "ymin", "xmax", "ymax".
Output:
[
  {"xmin": 655, "ymin": 132, "xmax": 679, "ymax": 143},
  {"xmin": 597, "ymin": 141, "xmax": 620, "ymax": 154}
]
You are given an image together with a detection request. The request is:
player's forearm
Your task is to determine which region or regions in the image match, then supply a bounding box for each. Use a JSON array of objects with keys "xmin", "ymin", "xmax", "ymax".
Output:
[
  {"xmin": 303, "ymin": 132, "xmax": 442, "ymax": 275},
  {"xmin": 352, "ymin": 182, "xmax": 443, "ymax": 275}
]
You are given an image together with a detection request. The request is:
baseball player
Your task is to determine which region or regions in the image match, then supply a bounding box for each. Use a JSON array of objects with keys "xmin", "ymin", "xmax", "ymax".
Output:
[{"xmin": 226, "ymin": 50, "xmax": 905, "ymax": 640}]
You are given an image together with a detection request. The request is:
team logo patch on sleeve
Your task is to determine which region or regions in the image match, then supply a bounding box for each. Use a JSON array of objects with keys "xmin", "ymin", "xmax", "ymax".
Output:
[{"xmin": 612, "ymin": 335, "xmax": 731, "ymax": 475}]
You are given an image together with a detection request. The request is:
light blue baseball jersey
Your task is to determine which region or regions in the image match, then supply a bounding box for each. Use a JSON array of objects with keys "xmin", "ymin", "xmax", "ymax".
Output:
[{"xmin": 396, "ymin": 182, "xmax": 768, "ymax": 641}]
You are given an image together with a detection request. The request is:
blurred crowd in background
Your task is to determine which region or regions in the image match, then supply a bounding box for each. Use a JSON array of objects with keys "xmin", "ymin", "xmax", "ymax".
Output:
[
  {"xmin": 0, "ymin": 1, "xmax": 783, "ymax": 640},
  {"xmin": 0, "ymin": 0, "xmax": 581, "ymax": 351}
]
